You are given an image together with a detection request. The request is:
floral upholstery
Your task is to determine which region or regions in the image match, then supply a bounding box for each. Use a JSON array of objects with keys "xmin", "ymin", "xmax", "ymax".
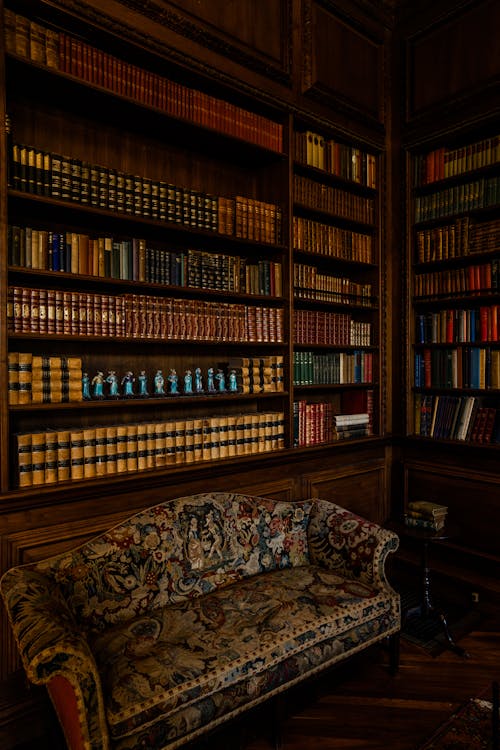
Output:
[{"xmin": 1, "ymin": 492, "xmax": 400, "ymax": 750}]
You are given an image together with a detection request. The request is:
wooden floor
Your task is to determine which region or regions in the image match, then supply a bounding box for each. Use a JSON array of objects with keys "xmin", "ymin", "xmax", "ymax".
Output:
[
  {"xmin": 202, "ymin": 601, "xmax": 500, "ymax": 750},
  {"xmin": 9, "ymin": 601, "xmax": 500, "ymax": 750}
]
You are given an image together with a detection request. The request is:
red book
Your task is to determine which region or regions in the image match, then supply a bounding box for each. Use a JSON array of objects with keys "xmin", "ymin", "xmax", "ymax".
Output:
[{"xmin": 423, "ymin": 348, "xmax": 432, "ymax": 388}]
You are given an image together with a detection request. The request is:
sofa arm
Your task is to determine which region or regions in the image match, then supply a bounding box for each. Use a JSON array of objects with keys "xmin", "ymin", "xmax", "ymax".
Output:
[
  {"xmin": 1, "ymin": 566, "xmax": 109, "ymax": 750},
  {"xmin": 307, "ymin": 499, "xmax": 399, "ymax": 588}
]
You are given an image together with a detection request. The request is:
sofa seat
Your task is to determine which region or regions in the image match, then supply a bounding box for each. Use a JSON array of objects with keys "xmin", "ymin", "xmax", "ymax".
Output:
[{"xmin": 93, "ymin": 564, "xmax": 395, "ymax": 749}]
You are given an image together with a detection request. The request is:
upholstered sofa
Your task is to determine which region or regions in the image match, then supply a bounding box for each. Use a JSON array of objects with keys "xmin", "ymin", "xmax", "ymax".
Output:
[{"xmin": 1, "ymin": 492, "xmax": 400, "ymax": 750}]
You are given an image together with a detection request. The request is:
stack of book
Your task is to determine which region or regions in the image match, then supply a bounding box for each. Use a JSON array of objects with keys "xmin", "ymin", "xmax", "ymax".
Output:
[
  {"xmin": 332, "ymin": 412, "xmax": 370, "ymax": 440},
  {"xmin": 404, "ymin": 500, "xmax": 448, "ymax": 531}
]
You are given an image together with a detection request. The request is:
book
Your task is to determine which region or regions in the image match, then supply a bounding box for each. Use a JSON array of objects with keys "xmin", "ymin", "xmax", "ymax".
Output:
[
  {"xmin": 44, "ymin": 430, "xmax": 59, "ymax": 484},
  {"xmin": 407, "ymin": 500, "xmax": 448, "ymax": 519},
  {"xmin": 115, "ymin": 425, "xmax": 128, "ymax": 473},
  {"xmin": 31, "ymin": 431, "xmax": 47, "ymax": 485},
  {"xmin": 56, "ymin": 430, "xmax": 71, "ymax": 482},
  {"xmin": 404, "ymin": 515, "xmax": 446, "ymax": 531},
  {"xmin": 16, "ymin": 433, "xmax": 32, "ymax": 488},
  {"xmin": 105, "ymin": 426, "xmax": 118, "ymax": 475},
  {"xmin": 70, "ymin": 430, "xmax": 85, "ymax": 480},
  {"xmin": 82, "ymin": 428, "xmax": 96, "ymax": 479}
]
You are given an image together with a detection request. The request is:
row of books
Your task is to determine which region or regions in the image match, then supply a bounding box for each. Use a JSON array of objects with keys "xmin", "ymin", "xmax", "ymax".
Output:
[
  {"xmin": 414, "ymin": 394, "xmax": 499, "ymax": 443},
  {"xmin": 332, "ymin": 411, "xmax": 371, "ymax": 441},
  {"xmin": 404, "ymin": 500, "xmax": 448, "ymax": 531},
  {"xmin": 294, "ymin": 262, "xmax": 373, "ymax": 306},
  {"xmin": 224, "ymin": 356, "xmax": 284, "ymax": 393},
  {"xmin": 414, "ymin": 175, "xmax": 500, "ymax": 223},
  {"xmin": 8, "ymin": 353, "xmax": 83, "ymax": 405},
  {"xmin": 293, "ymin": 350, "xmax": 374, "ymax": 385},
  {"xmin": 293, "ymin": 400, "xmax": 333, "ymax": 446},
  {"xmin": 8, "ymin": 287, "xmax": 285, "ymax": 343},
  {"xmin": 294, "ymin": 131, "xmax": 377, "ymax": 188},
  {"xmin": 415, "ymin": 346, "xmax": 500, "ymax": 389},
  {"xmin": 10, "ymin": 142, "xmax": 283, "ymax": 244},
  {"xmin": 293, "ymin": 401, "xmax": 373, "ymax": 446},
  {"xmin": 293, "ymin": 175, "xmax": 375, "ymax": 225},
  {"xmin": 414, "ymin": 261, "xmax": 499, "ymax": 298},
  {"xmin": 415, "ymin": 216, "xmax": 500, "ymax": 264},
  {"xmin": 8, "ymin": 225, "xmax": 283, "ymax": 296},
  {"xmin": 414, "ymin": 135, "xmax": 500, "ymax": 186},
  {"xmin": 294, "ymin": 310, "xmax": 372, "ymax": 346},
  {"xmin": 5, "ymin": 10, "xmax": 283, "ymax": 153},
  {"xmin": 416, "ymin": 307, "xmax": 500, "ymax": 344},
  {"xmin": 293, "ymin": 217, "xmax": 373, "ymax": 263},
  {"xmin": 15, "ymin": 411, "xmax": 286, "ymax": 487}
]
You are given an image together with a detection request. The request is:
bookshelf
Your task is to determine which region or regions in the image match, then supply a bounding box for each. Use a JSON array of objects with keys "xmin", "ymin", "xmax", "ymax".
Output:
[
  {"xmin": 0, "ymin": 5, "xmax": 385, "ymax": 497},
  {"xmin": 292, "ymin": 122, "xmax": 380, "ymax": 446},
  {"xmin": 409, "ymin": 131, "xmax": 500, "ymax": 445}
]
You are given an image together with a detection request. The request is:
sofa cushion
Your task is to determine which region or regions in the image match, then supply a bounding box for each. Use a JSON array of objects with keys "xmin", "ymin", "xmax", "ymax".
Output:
[
  {"xmin": 40, "ymin": 493, "xmax": 312, "ymax": 632},
  {"xmin": 91, "ymin": 564, "xmax": 399, "ymax": 748}
]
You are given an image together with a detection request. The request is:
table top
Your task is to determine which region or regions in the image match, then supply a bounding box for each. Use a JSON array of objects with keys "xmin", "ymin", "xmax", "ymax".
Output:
[{"xmin": 389, "ymin": 519, "xmax": 458, "ymax": 544}]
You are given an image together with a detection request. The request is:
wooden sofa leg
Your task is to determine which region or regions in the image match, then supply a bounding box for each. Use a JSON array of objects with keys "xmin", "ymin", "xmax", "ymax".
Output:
[{"xmin": 388, "ymin": 632, "xmax": 400, "ymax": 675}]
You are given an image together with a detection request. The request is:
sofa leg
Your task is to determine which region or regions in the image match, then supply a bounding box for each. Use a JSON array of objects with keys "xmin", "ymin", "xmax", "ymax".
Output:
[{"xmin": 388, "ymin": 632, "xmax": 400, "ymax": 675}]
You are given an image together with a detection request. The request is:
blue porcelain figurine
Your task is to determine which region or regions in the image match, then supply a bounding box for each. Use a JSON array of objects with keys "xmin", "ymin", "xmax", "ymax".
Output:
[
  {"xmin": 121, "ymin": 371, "xmax": 135, "ymax": 397},
  {"xmin": 154, "ymin": 369, "xmax": 165, "ymax": 395}
]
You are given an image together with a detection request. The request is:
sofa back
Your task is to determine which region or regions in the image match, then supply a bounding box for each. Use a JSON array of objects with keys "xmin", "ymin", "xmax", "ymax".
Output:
[{"xmin": 34, "ymin": 492, "xmax": 312, "ymax": 632}]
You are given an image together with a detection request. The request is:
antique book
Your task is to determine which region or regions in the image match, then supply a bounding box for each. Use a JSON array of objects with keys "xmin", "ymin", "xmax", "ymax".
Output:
[{"xmin": 16, "ymin": 433, "xmax": 32, "ymax": 488}]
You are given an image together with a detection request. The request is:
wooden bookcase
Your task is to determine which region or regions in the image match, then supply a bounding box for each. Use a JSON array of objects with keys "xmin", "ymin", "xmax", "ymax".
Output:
[
  {"xmin": 408, "ymin": 130, "xmax": 500, "ymax": 445},
  {"xmin": 0, "ymin": 4, "xmax": 384, "ymax": 499},
  {"xmin": 291, "ymin": 120, "xmax": 381, "ymax": 446}
]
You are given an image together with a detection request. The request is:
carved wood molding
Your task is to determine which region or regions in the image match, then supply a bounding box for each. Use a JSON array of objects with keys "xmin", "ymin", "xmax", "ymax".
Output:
[
  {"xmin": 301, "ymin": 0, "xmax": 385, "ymax": 129},
  {"xmin": 50, "ymin": 0, "xmax": 292, "ymax": 88}
]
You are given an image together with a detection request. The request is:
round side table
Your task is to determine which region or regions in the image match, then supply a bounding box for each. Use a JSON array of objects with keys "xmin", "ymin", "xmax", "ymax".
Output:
[{"xmin": 391, "ymin": 520, "xmax": 469, "ymax": 658}]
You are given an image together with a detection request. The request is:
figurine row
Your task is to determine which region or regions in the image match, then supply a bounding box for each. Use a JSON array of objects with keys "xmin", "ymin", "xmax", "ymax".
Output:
[{"xmin": 82, "ymin": 367, "xmax": 239, "ymax": 400}]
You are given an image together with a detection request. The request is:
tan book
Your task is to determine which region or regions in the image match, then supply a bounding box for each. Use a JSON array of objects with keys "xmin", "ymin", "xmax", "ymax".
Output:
[
  {"xmin": 105, "ymin": 426, "xmax": 117, "ymax": 475},
  {"xmin": 8, "ymin": 352, "xmax": 19, "ymax": 405},
  {"xmin": 174, "ymin": 420, "xmax": 185, "ymax": 465},
  {"xmin": 263, "ymin": 412, "xmax": 274, "ymax": 453},
  {"xmin": 70, "ymin": 430, "xmax": 85, "ymax": 480},
  {"xmin": 164, "ymin": 420, "xmax": 176, "ymax": 465},
  {"xmin": 29, "ymin": 20, "xmax": 46, "ymax": 65},
  {"xmin": 115, "ymin": 425, "xmax": 128, "ymax": 473},
  {"xmin": 126, "ymin": 424, "xmax": 138, "ymax": 473},
  {"xmin": 16, "ymin": 433, "xmax": 32, "ymax": 488},
  {"xmin": 91, "ymin": 426, "xmax": 106, "ymax": 477},
  {"xmin": 218, "ymin": 415, "xmax": 228, "ymax": 459},
  {"xmin": 202, "ymin": 418, "xmax": 213, "ymax": 461},
  {"xmin": 136, "ymin": 423, "xmax": 148, "ymax": 472},
  {"xmin": 81, "ymin": 427, "xmax": 96, "ymax": 479},
  {"xmin": 4, "ymin": 9, "xmax": 16, "ymax": 54},
  {"xmin": 31, "ymin": 430, "xmax": 47, "ymax": 485},
  {"xmin": 210, "ymin": 417, "xmax": 220, "ymax": 461},
  {"xmin": 235, "ymin": 414, "xmax": 246, "ymax": 456},
  {"xmin": 17, "ymin": 352, "xmax": 32, "ymax": 404},
  {"xmin": 45, "ymin": 27, "xmax": 59, "ymax": 69},
  {"xmin": 145, "ymin": 422, "xmax": 156, "ymax": 469},
  {"xmin": 184, "ymin": 419, "xmax": 194, "ymax": 464},
  {"xmin": 155, "ymin": 422, "xmax": 167, "ymax": 467},
  {"xmin": 15, "ymin": 14, "xmax": 30, "ymax": 58},
  {"xmin": 192, "ymin": 417, "xmax": 203, "ymax": 462},
  {"xmin": 56, "ymin": 430, "xmax": 71, "ymax": 482},
  {"xmin": 44, "ymin": 430, "xmax": 58, "ymax": 484},
  {"xmin": 250, "ymin": 413, "xmax": 260, "ymax": 454},
  {"xmin": 226, "ymin": 415, "xmax": 237, "ymax": 457}
]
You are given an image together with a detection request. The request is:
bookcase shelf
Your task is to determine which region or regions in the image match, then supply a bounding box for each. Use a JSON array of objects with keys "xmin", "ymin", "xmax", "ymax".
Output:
[
  {"xmin": 0, "ymin": 4, "xmax": 384, "ymax": 495},
  {"xmin": 291, "ymin": 117, "xmax": 380, "ymax": 448},
  {"xmin": 408, "ymin": 126, "xmax": 500, "ymax": 446}
]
